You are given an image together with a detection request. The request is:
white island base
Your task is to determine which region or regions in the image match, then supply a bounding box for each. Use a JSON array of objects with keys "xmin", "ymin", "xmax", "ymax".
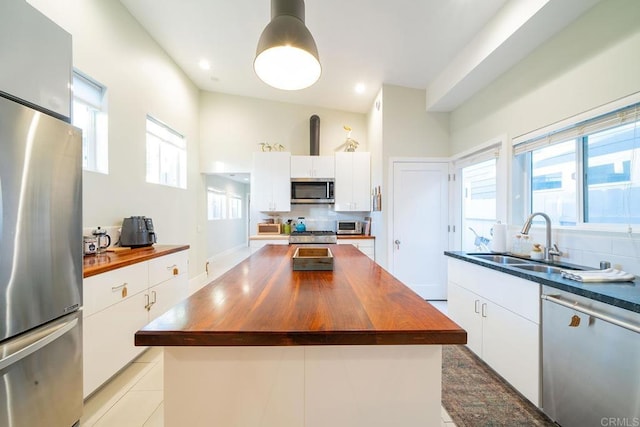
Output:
[{"xmin": 164, "ymin": 345, "xmax": 442, "ymax": 427}]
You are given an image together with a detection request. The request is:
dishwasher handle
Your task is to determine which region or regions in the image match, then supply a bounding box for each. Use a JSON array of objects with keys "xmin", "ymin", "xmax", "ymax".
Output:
[{"xmin": 542, "ymin": 293, "xmax": 640, "ymax": 334}]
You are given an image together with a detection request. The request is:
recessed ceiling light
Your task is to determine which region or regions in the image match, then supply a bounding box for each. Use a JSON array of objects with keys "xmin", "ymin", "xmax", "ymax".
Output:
[
  {"xmin": 355, "ymin": 83, "xmax": 366, "ymax": 94},
  {"xmin": 199, "ymin": 59, "xmax": 211, "ymax": 70}
]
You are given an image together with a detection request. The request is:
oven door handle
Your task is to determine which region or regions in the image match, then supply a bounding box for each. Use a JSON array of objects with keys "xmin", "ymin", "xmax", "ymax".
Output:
[
  {"xmin": 541, "ymin": 293, "xmax": 640, "ymax": 334},
  {"xmin": 0, "ymin": 317, "xmax": 78, "ymax": 371}
]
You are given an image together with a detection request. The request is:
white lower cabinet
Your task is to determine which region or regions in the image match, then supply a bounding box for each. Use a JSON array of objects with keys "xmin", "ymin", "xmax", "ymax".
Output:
[
  {"xmin": 83, "ymin": 292, "xmax": 148, "ymax": 397},
  {"xmin": 337, "ymin": 238, "xmax": 375, "ymax": 260},
  {"xmin": 147, "ymin": 251, "xmax": 189, "ymax": 319},
  {"xmin": 447, "ymin": 258, "xmax": 540, "ymax": 406},
  {"xmin": 249, "ymin": 238, "xmax": 289, "ymax": 254},
  {"xmin": 83, "ymin": 250, "xmax": 188, "ymax": 398}
]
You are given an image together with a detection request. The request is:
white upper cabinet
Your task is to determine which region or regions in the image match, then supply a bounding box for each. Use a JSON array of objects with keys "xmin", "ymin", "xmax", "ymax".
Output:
[
  {"xmin": 252, "ymin": 152, "xmax": 291, "ymax": 212},
  {"xmin": 0, "ymin": 1, "xmax": 72, "ymax": 119},
  {"xmin": 290, "ymin": 155, "xmax": 335, "ymax": 179},
  {"xmin": 334, "ymin": 152, "xmax": 371, "ymax": 212}
]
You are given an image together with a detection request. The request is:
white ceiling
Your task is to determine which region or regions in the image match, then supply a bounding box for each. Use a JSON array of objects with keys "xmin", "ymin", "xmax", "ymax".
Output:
[{"xmin": 119, "ymin": 0, "xmax": 600, "ymax": 114}]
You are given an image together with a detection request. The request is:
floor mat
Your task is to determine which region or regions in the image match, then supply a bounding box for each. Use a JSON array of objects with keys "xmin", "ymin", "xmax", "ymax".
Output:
[{"xmin": 442, "ymin": 345, "xmax": 556, "ymax": 427}]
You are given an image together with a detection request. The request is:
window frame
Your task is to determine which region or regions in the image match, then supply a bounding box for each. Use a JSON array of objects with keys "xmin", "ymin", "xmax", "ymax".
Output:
[
  {"xmin": 451, "ymin": 136, "xmax": 508, "ymax": 251},
  {"xmin": 72, "ymin": 70, "xmax": 108, "ymax": 174},
  {"xmin": 512, "ymin": 99, "xmax": 640, "ymax": 232},
  {"xmin": 145, "ymin": 115, "xmax": 187, "ymax": 189}
]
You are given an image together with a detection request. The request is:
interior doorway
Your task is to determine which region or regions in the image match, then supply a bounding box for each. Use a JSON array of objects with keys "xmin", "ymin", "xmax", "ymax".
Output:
[{"xmin": 391, "ymin": 161, "xmax": 449, "ymax": 300}]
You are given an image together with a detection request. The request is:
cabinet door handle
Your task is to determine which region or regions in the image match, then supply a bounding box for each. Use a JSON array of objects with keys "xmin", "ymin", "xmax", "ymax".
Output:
[
  {"xmin": 481, "ymin": 303, "xmax": 487, "ymax": 318},
  {"xmin": 474, "ymin": 299, "xmax": 480, "ymax": 314},
  {"xmin": 144, "ymin": 293, "xmax": 151, "ymax": 311},
  {"xmin": 151, "ymin": 290, "xmax": 157, "ymax": 305},
  {"xmin": 111, "ymin": 282, "xmax": 127, "ymax": 291}
]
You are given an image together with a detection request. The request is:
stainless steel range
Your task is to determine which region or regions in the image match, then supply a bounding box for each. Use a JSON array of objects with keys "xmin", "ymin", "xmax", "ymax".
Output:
[{"xmin": 289, "ymin": 231, "xmax": 337, "ymax": 244}]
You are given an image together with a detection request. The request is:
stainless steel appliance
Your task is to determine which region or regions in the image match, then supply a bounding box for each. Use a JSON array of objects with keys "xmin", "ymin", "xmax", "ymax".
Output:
[
  {"xmin": 289, "ymin": 230, "xmax": 337, "ymax": 244},
  {"xmin": 291, "ymin": 178, "xmax": 334, "ymax": 204},
  {"xmin": 120, "ymin": 216, "xmax": 157, "ymax": 247},
  {"xmin": 0, "ymin": 95, "xmax": 83, "ymax": 426},
  {"xmin": 336, "ymin": 220, "xmax": 362, "ymax": 235},
  {"xmin": 541, "ymin": 285, "xmax": 640, "ymax": 427}
]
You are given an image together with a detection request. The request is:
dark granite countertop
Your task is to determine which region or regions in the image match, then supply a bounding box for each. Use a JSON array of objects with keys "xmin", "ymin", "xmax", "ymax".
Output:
[{"xmin": 445, "ymin": 251, "xmax": 640, "ymax": 314}]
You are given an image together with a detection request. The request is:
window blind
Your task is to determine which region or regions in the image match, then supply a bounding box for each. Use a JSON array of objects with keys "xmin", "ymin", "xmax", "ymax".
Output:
[
  {"xmin": 513, "ymin": 103, "xmax": 640, "ymax": 156},
  {"xmin": 454, "ymin": 141, "xmax": 501, "ymax": 169},
  {"xmin": 73, "ymin": 71, "xmax": 104, "ymax": 109}
]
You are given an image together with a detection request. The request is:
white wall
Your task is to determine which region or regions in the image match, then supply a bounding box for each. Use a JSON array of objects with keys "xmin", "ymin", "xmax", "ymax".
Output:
[
  {"xmin": 29, "ymin": 0, "xmax": 207, "ymax": 279},
  {"xmin": 450, "ymin": 0, "xmax": 640, "ymax": 154},
  {"xmin": 199, "ymin": 91, "xmax": 367, "ymax": 174},
  {"xmin": 373, "ymin": 85, "xmax": 450, "ymax": 269},
  {"xmin": 367, "ymin": 88, "xmax": 385, "ymax": 266},
  {"xmin": 449, "ymin": 0, "xmax": 640, "ymax": 275}
]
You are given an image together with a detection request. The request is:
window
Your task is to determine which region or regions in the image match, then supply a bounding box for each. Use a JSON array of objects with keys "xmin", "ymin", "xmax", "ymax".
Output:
[
  {"xmin": 584, "ymin": 121, "xmax": 638, "ymax": 224},
  {"xmin": 513, "ymin": 102, "xmax": 640, "ymax": 227},
  {"xmin": 207, "ymin": 189, "xmax": 226, "ymax": 220},
  {"xmin": 453, "ymin": 138, "xmax": 503, "ymax": 252},
  {"xmin": 207, "ymin": 189, "xmax": 243, "ymax": 220},
  {"xmin": 530, "ymin": 140, "xmax": 577, "ymax": 225},
  {"xmin": 228, "ymin": 195, "xmax": 242, "ymax": 219},
  {"xmin": 461, "ymin": 158, "xmax": 497, "ymax": 251},
  {"xmin": 72, "ymin": 71, "xmax": 108, "ymax": 173},
  {"xmin": 146, "ymin": 116, "xmax": 187, "ymax": 189}
]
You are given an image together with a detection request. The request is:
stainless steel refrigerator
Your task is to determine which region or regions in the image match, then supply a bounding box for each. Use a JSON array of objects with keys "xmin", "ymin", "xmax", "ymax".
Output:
[{"xmin": 0, "ymin": 94, "xmax": 83, "ymax": 426}]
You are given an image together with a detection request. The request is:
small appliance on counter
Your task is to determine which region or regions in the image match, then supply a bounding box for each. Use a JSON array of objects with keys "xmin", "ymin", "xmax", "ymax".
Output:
[
  {"xmin": 120, "ymin": 216, "xmax": 156, "ymax": 248},
  {"xmin": 336, "ymin": 220, "xmax": 363, "ymax": 235},
  {"xmin": 91, "ymin": 226, "xmax": 111, "ymax": 253}
]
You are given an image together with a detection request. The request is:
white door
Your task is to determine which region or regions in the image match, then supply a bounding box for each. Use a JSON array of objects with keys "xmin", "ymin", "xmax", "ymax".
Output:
[{"xmin": 392, "ymin": 162, "xmax": 448, "ymax": 299}]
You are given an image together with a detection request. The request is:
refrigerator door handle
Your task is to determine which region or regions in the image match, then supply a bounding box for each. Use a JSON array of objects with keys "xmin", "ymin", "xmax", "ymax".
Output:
[{"xmin": 0, "ymin": 317, "xmax": 78, "ymax": 371}]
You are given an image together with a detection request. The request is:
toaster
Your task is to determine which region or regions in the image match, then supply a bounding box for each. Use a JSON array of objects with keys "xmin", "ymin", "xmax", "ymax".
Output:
[{"xmin": 120, "ymin": 216, "xmax": 157, "ymax": 248}]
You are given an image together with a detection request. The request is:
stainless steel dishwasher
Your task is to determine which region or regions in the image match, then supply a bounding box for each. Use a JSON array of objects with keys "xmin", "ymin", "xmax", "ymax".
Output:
[{"xmin": 541, "ymin": 285, "xmax": 640, "ymax": 427}]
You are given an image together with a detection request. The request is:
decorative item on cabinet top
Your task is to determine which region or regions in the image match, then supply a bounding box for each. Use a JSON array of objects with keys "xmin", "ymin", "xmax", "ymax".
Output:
[
  {"xmin": 259, "ymin": 142, "xmax": 286, "ymax": 152},
  {"xmin": 342, "ymin": 125, "xmax": 359, "ymax": 152}
]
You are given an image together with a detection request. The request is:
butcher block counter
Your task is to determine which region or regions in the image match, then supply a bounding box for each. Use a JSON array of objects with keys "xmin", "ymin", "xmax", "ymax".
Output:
[
  {"xmin": 83, "ymin": 244, "xmax": 189, "ymax": 278},
  {"xmin": 136, "ymin": 244, "xmax": 465, "ymax": 427}
]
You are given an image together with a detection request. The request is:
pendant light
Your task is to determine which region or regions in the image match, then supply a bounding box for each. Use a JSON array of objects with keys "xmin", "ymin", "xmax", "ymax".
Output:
[{"xmin": 254, "ymin": 0, "xmax": 321, "ymax": 90}]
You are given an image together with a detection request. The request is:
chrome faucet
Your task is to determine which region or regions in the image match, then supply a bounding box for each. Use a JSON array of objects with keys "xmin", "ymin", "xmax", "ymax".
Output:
[{"xmin": 520, "ymin": 212, "xmax": 562, "ymax": 262}]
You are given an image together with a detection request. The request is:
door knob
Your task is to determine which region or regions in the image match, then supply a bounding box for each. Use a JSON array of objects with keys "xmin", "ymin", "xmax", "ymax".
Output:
[{"xmin": 394, "ymin": 239, "xmax": 401, "ymax": 249}]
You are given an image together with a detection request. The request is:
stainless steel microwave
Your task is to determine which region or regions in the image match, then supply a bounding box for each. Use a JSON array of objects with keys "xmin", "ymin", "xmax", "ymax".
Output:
[
  {"xmin": 337, "ymin": 220, "xmax": 363, "ymax": 234},
  {"xmin": 291, "ymin": 178, "xmax": 334, "ymax": 204}
]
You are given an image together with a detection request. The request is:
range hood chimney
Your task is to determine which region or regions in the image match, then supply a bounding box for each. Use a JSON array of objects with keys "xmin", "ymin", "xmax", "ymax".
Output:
[{"xmin": 310, "ymin": 114, "xmax": 319, "ymax": 155}]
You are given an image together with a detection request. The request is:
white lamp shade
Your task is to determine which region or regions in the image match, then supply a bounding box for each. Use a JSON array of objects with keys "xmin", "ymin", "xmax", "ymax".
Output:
[
  {"xmin": 254, "ymin": 45, "xmax": 321, "ymax": 90},
  {"xmin": 254, "ymin": 2, "xmax": 321, "ymax": 90}
]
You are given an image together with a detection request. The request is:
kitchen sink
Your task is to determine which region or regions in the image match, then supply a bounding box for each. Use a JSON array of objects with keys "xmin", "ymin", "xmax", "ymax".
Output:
[
  {"xmin": 511, "ymin": 264, "xmax": 565, "ymax": 274},
  {"xmin": 469, "ymin": 254, "xmax": 532, "ymax": 265}
]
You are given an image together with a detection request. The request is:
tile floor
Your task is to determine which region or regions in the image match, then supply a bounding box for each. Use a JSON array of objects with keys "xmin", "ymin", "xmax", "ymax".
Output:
[{"xmin": 81, "ymin": 246, "xmax": 456, "ymax": 426}]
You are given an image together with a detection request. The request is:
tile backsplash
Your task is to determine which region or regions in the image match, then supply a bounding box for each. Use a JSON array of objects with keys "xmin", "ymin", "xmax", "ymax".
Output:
[
  {"xmin": 260, "ymin": 205, "xmax": 369, "ymax": 232},
  {"xmin": 508, "ymin": 226, "xmax": 640, "ymax": 276}
]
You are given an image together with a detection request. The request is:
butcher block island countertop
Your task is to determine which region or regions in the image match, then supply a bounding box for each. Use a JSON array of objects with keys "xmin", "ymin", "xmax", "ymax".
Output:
[
  {"xmin": 135, "ymin": 244, "xmax": 466, "ymax": 427},
  {"xmin": 135, "ymin": 244, "xmax": 465, "ymax": 346}
]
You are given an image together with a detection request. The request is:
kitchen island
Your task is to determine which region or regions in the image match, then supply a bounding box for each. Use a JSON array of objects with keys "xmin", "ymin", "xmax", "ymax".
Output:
[{"xmin": 136, "ymin": 244, "xmax": 466, "ymax": 427}]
